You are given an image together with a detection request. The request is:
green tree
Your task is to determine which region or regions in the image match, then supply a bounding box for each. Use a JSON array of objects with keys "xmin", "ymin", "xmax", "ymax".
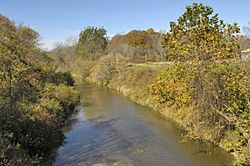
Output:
[
  {"xmin": 162, "ymin": 3, "xmax": 240, "ymax": 62},
  {"xmin": 76, "ymin": 26, "xmax": 108, "ymax": 60}
]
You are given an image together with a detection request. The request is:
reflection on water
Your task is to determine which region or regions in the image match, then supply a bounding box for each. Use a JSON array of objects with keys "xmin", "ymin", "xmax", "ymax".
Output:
[{"xmin": 53, "ymin": 82, "xmax": 233, "ymax": 166}]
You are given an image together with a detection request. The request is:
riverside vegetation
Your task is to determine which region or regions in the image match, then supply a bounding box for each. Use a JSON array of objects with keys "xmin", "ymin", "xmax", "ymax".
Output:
[
  {"xmin": 1, "ymin": 2, "xmax": 250, "ymax": 166},
  {"xmin": 49, "ymin": 3, "xmax": 250, "ymax": 165},
  {"xmin": 0, "ymin": 16, "xmax": 79, "ymax": 165}
]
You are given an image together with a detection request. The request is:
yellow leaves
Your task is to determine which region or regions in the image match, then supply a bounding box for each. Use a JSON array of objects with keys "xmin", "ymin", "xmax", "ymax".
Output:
[
  {"xmin": 0, "ymin": 71, "xmax": 5, "ymax": 77},
  {"xmin": 149, "ymin": 64, "xmax": 193, "ymax": 107},
  {"xmin": 163, "ymin": 3, "xmax": 240, "ymax": 63}
]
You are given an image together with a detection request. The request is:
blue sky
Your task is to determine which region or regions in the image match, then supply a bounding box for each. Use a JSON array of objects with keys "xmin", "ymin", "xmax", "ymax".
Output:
[{"xmin": 0, "ymin": 0, "xmax": 249, "ymax": 50}]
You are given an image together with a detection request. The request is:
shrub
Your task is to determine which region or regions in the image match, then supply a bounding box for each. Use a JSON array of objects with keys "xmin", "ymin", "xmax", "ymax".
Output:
[
  {"xmin": 0, "ymin": 15, "xmax": 79, "ymax": 165},
  {"xmin": 0, "ymin": 136, "xmax": 39, "ymax": 166},
  {"xmin": 113, "ymin": 65, "xmax": 162, "ymax": 88},
  {"xmin": 0, "ymin": 108, "xmax": 63, "ymax": 165},
  {"xmin": 71, "ymin": 59, "xmax": 95, "ymax": 80},
  {"xmin": 33, "ymin": 98, "xmax": 64, "ymax": 127},
  {"xmin": 19, "ymin": 118, "xmax": 64, "ymax": 157},
  {"xmin": 42, "ymin": 83, "xmax": 79, "ymax": 116},
  {"xmin": 149, "ymin": 64, "xmax": 193, "ymax": 107},
  {"xmin": 151, "ymin": 64, "xmax": 249, "ymax": 126},
  {"xmin": 90, "ymin": 53, "xmax": 128, "ymax": 85},
  {"xmin": 150, "ymin": 63, "xmax": 250, "ymax": 164},
  {"xmin": 43, "ymin": 69, "xmax": 75, "ymax": 86}
]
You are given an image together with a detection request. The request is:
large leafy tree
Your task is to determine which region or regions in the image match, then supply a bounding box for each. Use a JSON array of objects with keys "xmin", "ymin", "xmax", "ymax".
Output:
[
  {"xmin": 162, "ymin": 3, "xmax": 240, "ymax": 62},
  {"xmin": 76, "ymin": 26, "xmax": 108, "ymax": 60}
]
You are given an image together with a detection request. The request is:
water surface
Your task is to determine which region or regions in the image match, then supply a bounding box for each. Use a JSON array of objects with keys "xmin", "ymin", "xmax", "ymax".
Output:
[{"xmin": 54, "ymin": 82, "xmax": 233, "ymax": 166}]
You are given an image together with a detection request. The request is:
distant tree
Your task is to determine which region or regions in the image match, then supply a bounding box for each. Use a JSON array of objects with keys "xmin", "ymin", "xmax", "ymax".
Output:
[
  {"xmin": 76, "ymin": 26, "xmax": 108, "ymax": 60},
  {"xmin": 162, "ymin": 3, "xmax": 240, "ymax": 62},
  {"xmin": 49, "ymin": 41, "xmax": 77, "ymax": 71},
  {"xmin": 241, "ymin": 22, "xmax": 250, "ymax": 50},
  {"xmin": 126, "ymin": 30, "xmax": 148, "ymax": 47},
  {"xmin": 237, "ymin": 35, "xmax": 250, "ymax": 51},
  {"xmin": 147, "ymin": 28, "xmax": 155, "ymax": 34},
  {"xmin": 90, "ymin": 53, "xmax": 128, "ymax": 85},
  {"xmin": 243, "ymin": 22, "xmax": 250, "ymax": 37},
  {"xmin": 108, "ymin": 29, "xmax": 163, "ymax": 63}
]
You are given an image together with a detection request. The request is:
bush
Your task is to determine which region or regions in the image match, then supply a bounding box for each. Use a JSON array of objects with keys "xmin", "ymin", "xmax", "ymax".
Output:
[
  {"xmin": 42, "ymin": 83, "xmax": 79, "ymax": 116},
  {"xmin": 0, "ymin": 108, "xmax": 63, "ymax": 165},
  {"xmin": 19, "ymin": 118, "xmax": 64, "ymax": 157},
  {"xmin": 151, "ymin": 64, "xmax": 249, "ymax": 127},
  {"xmin": 71, "ymin": 59, "xmax": 95, "ymax": 80},
  {"xmin": 149, "ymin": 64, "xmax": 193, "ymax": 107},
  {"xmin": 33, "ymin": 98, "xmax": 64, "ymax": 127},
  {"xmin": 44, "ymin": 70, "xmax": 75, "ymax": 86},
  {"xmin": 0, "ymin": 82, "xmax": 79, "ymax": 165},
  {"xmin": 113, "ymin": 64, "xmax": 162, "ymax": 88},
  {"xmin": 0, "ymin": 15, "xmax": 79, "ymax": 165},
  {"xmin": 89, "ymin": 53, "xmax": 128, "ymax": 85},
  {"xmin": 0, "ymin": 136, "xmax": 39, "ymax": 166},
  {"xmin": 150, "ymin": 63, "xmax": 250, "ymax": 164}
]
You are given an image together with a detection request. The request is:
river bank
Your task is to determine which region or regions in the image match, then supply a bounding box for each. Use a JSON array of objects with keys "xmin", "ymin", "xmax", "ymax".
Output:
[
  {"xmin": 53, "ymin": 81, "xmax": 234, "ymax": 165},
  {"xmin": 85, "ymin": 62, "xmax": 249, "ymax": 165}
]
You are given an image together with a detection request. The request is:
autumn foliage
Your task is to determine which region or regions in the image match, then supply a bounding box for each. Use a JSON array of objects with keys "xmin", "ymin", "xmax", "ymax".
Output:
[
  {"xmin": 150, "ymin": 3, "xmax": 250, "ymax": 165},
  {"xmin": 0, "ymin": 15, "xmax": 79, "ymax": 165},
  {"xmin": 162, "ymin": 3, "xmax": 241, "ymax": 62},
  {"xmin": 108, "ymin": 29, "xmax": 164, "ymax": 63}
]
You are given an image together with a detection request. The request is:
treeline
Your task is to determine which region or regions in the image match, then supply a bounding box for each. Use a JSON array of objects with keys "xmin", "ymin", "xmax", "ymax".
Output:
[
  {"xmin": 0, "ymin": 15, "xmax": 79, "ymax": 165},
  {"xmin": 49, "ymin": 21, "xmax": 250, "ymax": 81},
  {"xmin": 108, "ymin": 29, "xmax": 164, "ymax": 62},
  {"xmin": 49, "ymin": 23, "xmax": 250, "ymax": 71},
  {"xmin": 49, "ymin": 28, "xmax": 165, "ymax": 73}
]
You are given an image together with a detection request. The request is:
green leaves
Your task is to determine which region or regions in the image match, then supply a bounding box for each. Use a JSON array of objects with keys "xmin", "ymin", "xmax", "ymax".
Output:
[
  {"xmin": 162, "ymin": 3, "xmax": 240, "ymax": 62},
  {"xmin": 76, "ymin": 26, "xmax": 109, "ymax": 60},
  {"xmin": 0, "ymin": 15, "xmax": 79, "ymax": 165}
]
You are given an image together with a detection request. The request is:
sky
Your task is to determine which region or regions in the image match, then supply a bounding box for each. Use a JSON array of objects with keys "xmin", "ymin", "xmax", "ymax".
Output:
[{"xmin": 0, "ymin": 0, "xmax": 249, "ymax": 50}]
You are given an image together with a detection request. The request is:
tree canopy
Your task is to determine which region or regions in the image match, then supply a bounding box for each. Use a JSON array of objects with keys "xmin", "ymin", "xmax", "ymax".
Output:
[
  {"xmin": 76, "ymin": 26, "xmax": 109, "ymax": 60},
  {"xmin": 162, "ymin": 3, "xmax": 241, "ymax": 62},
  {"xmin": 108, "ymin": 29, "xmax": 164, "ymax": 62}
]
